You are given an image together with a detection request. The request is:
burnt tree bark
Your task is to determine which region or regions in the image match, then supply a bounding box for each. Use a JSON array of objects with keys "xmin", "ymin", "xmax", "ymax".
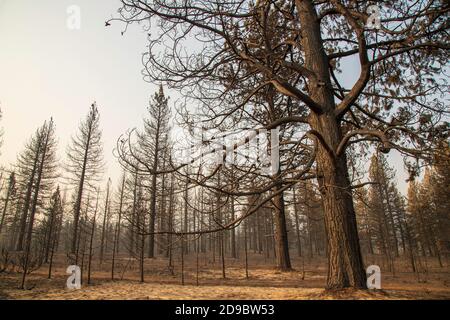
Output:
[{"xmin": 296, "ymin": 0, "xmax": 366, "ymax": 288}]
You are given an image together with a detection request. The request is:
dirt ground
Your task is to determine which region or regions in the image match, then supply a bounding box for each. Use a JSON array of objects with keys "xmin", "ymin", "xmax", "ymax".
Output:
[{"xmin": 1, "ymin": 254, "xmax": 449, "ymax": 300}]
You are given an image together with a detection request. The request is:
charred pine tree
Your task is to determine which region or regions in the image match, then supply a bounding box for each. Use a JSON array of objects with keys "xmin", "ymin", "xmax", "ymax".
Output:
[
  {"xmin": 0, "ymin": 172, "xmax": 16, "ymax": 235},
  {"xmin": 48, "ymin": 188, "xmax": 65, "ymax": 279},
  {"xmin": 19, "ymin": 119, "xmax": 58, "ymax": 289},
  {"xmin": 44, "ymin": 187, "xmax": 63, "ymax": 264},
  {"xmin": 116, "ymin": 86, "xmax": 171, "ymax": 259},
  {"xmin": 66, "ymin": 103, "xmax": 104, "ymax": 256},
  {"xmin": 112, "ymin": 173, "xmax": 126, "ymax": 280}
]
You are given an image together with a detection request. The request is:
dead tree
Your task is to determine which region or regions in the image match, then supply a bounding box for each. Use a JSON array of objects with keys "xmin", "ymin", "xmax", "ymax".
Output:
[
  {"xmin": 19, "ymin": 119, "xmax": 58, "ymax": 289},
  {"xmin": 66, "ymin": 103, "xmax": 104, "ymax": 255},
  {"xmin": 100, "ymin": 178, "xmax": 112, "ymax": 265},
  {"xmin": 87, "ymin": 188, "xmax": 100, "ymax": 285},
  {"xmin": 0, "ymin": 172, "xmax": 16, "ymax": 235}
]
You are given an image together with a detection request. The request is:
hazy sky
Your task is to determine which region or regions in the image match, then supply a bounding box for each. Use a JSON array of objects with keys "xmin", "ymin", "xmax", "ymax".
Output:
[
  {"xmin": 0, "ymin": 0, "xmax": 409, "ymax": 193},
  {"xmin": 0, "ymin": 0, "xmax": 163, "ymax": 185}
]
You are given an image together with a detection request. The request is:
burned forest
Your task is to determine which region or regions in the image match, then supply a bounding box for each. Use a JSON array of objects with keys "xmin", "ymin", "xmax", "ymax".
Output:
[{"xmin": 0, "ymin": 0, "xmax": 449, "ymax": 301}]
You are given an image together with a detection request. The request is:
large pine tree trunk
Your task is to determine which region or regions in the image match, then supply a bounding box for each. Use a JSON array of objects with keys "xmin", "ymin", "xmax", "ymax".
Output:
[
  {"xmin": 316, "ymin": 144, "xmax": 367, "ymax": 289},
  {"xmin": 295, "ymin": 0, "xmax": 366, "ymax": 289}
]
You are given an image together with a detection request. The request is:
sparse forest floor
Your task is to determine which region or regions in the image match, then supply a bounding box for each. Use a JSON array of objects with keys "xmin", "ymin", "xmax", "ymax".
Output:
[{"xmin": 0, "ymin": 254, "xmax": 448, "ymax": 300}]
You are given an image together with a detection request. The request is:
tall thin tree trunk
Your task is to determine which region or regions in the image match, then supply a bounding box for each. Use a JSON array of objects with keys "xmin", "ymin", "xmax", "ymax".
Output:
[
  {"xmin": 230, "ymin": 197, "xmax": 237, "ymax": 259},
  {"xmin": 293, "ymin": 187, "xmax": 303, "ymax": 257},
  {"xmin": 183, "ymin": 176, "xmax": 189, "ymax": 254},
  {"xmin": 87, "ymin": 190, "xmax": 99, "ymax": 285},
  {"xmin": 111, "ymin": 223, "xmax": 118, "ymax": 280},
  {"xmin": 181, "ymin": 236, "xmax": 185, "ymax": 286},
  {"xmin": 272, "ymin": 189, "xmax": 292, "ymax": 271},
  {"xmin": 244, "ymin": 219, "xmax": 249, "ymax": 279},
  {"xmin": 140, "ymin": 230, "xmax": 145, "ymax": 283},
  {"xmin": 148, "ymin": 170, "xmax": 158, "ymax": 258},
  {"xmin": 0, "ymin": 181, "xmax": 13, "ymax": 235},
  {"xmin": 71, "ymin": 123, "xmax": 93, "ymax": 254},
  {"xmin": 100, "ymin": 180, "xmax": 111, "ymax": 265},
  {"xmin": 196, "ymin": 235, "xmax": 200, "ymax": 286}
]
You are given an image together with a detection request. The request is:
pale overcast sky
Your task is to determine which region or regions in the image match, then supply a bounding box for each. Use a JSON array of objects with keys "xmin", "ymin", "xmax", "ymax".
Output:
[
  {"xmin": 0, "ymin": 0, "xmax": 164, "ymax": 186},
  {"xmin": 0, "ymin": 0, "xmax": 409, "ymax": 193}
]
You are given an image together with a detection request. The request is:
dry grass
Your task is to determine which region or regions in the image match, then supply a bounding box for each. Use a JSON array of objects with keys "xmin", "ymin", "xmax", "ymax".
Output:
[{"xmin": 0, "ymin": 254, "xmax": 449, "ymax": 300}]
